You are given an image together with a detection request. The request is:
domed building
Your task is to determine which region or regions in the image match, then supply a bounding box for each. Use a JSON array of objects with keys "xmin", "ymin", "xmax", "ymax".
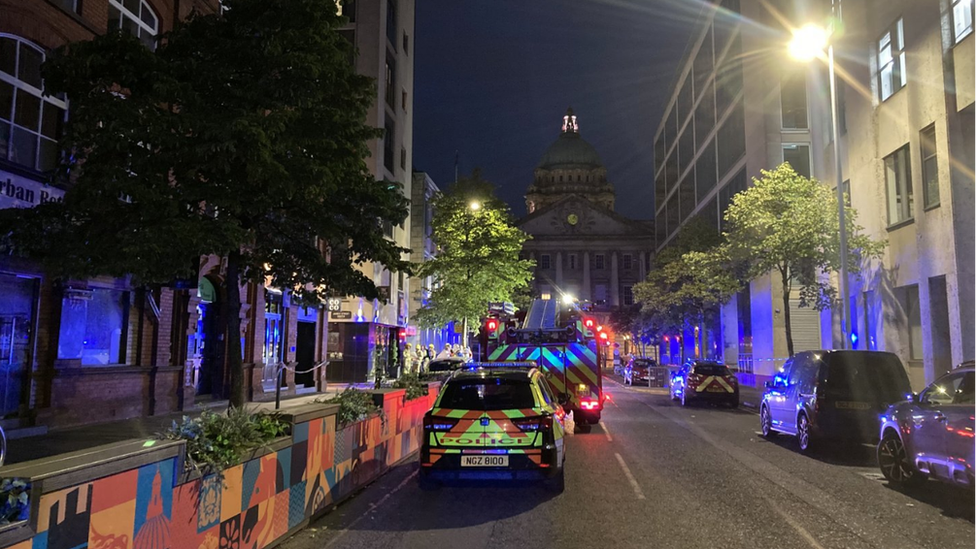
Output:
[
  {"xmin": 518, "ymin": 109, "xmax": 654, "ymax": 318},
  {"xmin": 526, "ymin": 108, "xmax": 615, "ymax": 213}
]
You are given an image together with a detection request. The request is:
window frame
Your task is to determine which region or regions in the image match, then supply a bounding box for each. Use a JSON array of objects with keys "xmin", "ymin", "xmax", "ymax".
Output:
[
  {"xmin": 108, "ymin": 0, "xmax": 159, "ymax": 50},
  {"xmin": 884, "ymin": 144, "xmax": 914, "ymax": 227},
  {"xmin": 919, "ymin": 124, "xmax": 940, "ymax": 209},
  {"xmin": 952, "ymin": 0, "xmax": 974, "ymax": 44},
  {"xmin": 782, "ymin": 143, "xmax": 811, "ymax": 178},
  {"xmin": 780, "ymin": 71, "xmax": 809, "ymax": 130},
  {"xmin": 0, "ymin": 34, "xmax": 68, "ymax": 173},
  {"xmin": 539, "ymin": 254, "xmax": 551, "ymax": 270},
  {"xmin": 877, "ymin": 18, "xmax": 906, "ymax": 102},
  {"xmin": 594, "ymin": 254, "xmax": 606, "ymax": 270}
]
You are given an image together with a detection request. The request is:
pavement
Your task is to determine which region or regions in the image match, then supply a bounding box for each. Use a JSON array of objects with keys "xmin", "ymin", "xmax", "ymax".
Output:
[
  {"xmin": 5, "ymin": 383, "xmax": 374, "ymax": 466},
  {"xmin": 276, "ymin": 376, "xmax": 974, "ymax": 549}
]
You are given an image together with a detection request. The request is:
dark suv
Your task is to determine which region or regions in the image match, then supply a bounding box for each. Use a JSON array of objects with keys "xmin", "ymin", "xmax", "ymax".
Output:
[
  {"xmin": 877, "ymin": 363, "xmax": 974, "ymax": 488},
  {"xmin": 760, "ymin": 350, "xmax": 912, "ymax": 453}
]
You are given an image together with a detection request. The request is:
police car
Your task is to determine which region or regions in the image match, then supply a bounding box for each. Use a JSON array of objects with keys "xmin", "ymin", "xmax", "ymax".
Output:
[{"xmin": 418, "ymin": 363, "xmax": 567, "ymax": 492}]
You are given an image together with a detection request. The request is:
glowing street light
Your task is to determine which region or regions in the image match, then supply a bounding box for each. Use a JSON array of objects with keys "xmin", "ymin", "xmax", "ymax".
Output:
[
  {"xmin": 787, "ymin": 21, "xmax": 851, "ymax": 349},
  {"xmin": 469, "ymin": 201, "xmax": 481, "ymax": 211},
  {"xmin": 788, "ymin": 24, "xmax": 828, "ymax": 62},
  {"xmin": 562, "ymin": 294, "xmax": 576, "ymax": 305}
]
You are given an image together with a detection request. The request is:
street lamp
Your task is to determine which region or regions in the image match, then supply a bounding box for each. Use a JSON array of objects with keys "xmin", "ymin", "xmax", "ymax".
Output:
[
  {"xmin": 469, "ymin": 201, "xmax": 481, "ymax": 211},
  {"xmin": 788, "ymin": 23, "xmax": 850, "ymax": 350}
]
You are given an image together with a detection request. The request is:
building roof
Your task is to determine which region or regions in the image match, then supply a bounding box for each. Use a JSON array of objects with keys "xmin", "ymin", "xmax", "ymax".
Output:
[{"xmin": 535, "ymin": 108, "xmax": 604, "ymax": 170}]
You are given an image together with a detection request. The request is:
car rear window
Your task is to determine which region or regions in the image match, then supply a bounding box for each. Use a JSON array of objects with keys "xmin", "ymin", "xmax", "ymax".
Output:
[
  {"xmin": 825, "ymin": 353, "xmax": 911, "ymax": 401},
  {"xmin": 428, "ymin": 359, "xmax": 462, "ymax": 372},
  {"xmin": 439, "ymin": 379, "xmax": 537, "ymax": 410},
  {"xmin": 692, "ymin": 363, "xmax": 730, "ymax": 376}
]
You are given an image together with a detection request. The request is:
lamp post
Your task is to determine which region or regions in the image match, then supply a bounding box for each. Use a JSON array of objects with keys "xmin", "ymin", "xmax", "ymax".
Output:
[
  {"xmin": 788, "ymin": 24, "xmax": 850, "ymax": 350},
  {"xmin": 461, "ymin": 200, "xmax": 482, "ymax": 349}
]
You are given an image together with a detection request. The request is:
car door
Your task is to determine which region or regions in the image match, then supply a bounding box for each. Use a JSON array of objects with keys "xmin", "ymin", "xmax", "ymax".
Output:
[
  {"xmin": 913, "ymin": 372, "xmax": 966, "ymax": 480},
  {"xmin": 943, "ymin": 371, "xmax": 974, "ymax": 485},
  {"xmin": 768, "ymin": 358, "xmax": 795, "ymax": 432},
  {"xmin": 782, "ymin": 353, "xmax": 814, "ymax": 433}
]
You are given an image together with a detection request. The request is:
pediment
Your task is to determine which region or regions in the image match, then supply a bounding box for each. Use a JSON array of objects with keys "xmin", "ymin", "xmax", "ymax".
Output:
[{"xmin": 518, "ymin": 196, "xmax": 646, "ymax": 237}]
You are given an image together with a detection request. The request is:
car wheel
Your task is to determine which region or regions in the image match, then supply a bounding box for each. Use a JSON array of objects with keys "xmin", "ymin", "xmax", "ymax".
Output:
[
  {"xmin": 543, "ymin": 465, "xmax": 566, "ymax": 493},
  {"xmin": 877, "ymin": 431, "xmax": 924, "ymax": 486},
  {"xmin": 797, "ymin": 413, "xmax": 815, "ymax": 453},
  {"xmin": 760, "ymin": 405, "xmax": 775, "ymax": 438}
]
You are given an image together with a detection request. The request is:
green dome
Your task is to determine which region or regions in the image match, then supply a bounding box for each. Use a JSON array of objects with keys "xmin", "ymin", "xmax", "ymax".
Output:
[{"xmin": 536, "ymin": 132, "xmax": 604, "ymax": 170}]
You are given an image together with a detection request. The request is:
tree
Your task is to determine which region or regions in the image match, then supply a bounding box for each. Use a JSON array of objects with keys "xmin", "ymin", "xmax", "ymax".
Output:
[
  {"xmin": 414, "ymin": 172, "xmax": 534, "ymax": 345},
  {"xmin": 634, "ymin": 218, "xmax": 739, "ymax": 361},
  {"xmin": 0, "ymin": 0, "xmax": 409, "ymax": 406},
  {"xmin": 722, "ymin": 163, "xmax": 884, "ymax": 356}
]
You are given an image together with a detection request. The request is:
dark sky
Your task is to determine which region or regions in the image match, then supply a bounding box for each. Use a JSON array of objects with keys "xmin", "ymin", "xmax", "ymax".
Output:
[{"xmin": 413, "ymin": 0, "xmax": 703, "ymax": 220}]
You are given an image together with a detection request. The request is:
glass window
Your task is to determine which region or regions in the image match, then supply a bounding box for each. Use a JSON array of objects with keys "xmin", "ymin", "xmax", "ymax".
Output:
[
  {"xmin": 665, "ymin": 150, "xmax": 678, "ymax": 193},
  {"xmin": 622, "ymin": 254, "xmax": 633, "ymax": 271},
  {"xmin": 622, "ymin": 285, "xmax": 634, "ymax": 306},
  {"xmin": 594, "ymin": 254, "xmax": 605, "ymax": 270},
  {"xmin": 678, "ymin": 124, "xmax": 694, "ymax": 175},
  {"xmin": 264, "ymin": 291, "xmax": 284, "ymax": 365},
  {"xmin": 0, "ymin": 35, "xmax": 68, "ymax": 172},
  {"xmin": 385, "ymin": 53, "xmax": 396, "ymax": 108},
  {"xmin": 717, "ymin": 100, "xmax": 744, "ymax": 176},
  {"xmin": 884, "ymin": 144, "xmax": 914, "ymax": 225},
  {"xmin": 953, "ymin": 0, "xmax": 974, "ymax": 43},
  {"xmin": 440, "ymin": 379, "xmax": 536, "ymax": 410},
  {"xmin": 568, "ymin": 254, "xmax": 577, "ymax": 270},
  {"xmin": 58, "ymin": 289, "xmax": 128, "ymax": 366},
  {"xmin": 715, "ymin": 33, "xmax": 742, "ymax": 117},
  {"xmin": 877, "ymin": 19, "xmax": 906, "ymax": 101},
  {"xmin": 108, "ymin": 0, "xmax": 159, "ymax": 50},
  {"xmin": 783, "ymin": 144, "xmax": 811, "ymax": 178},
  {"xmin": 655, "ymin": 171, "xmax": 666, "ymax": 213},
  {"xmin": 695, "ymin": 83, "xmax": 715, "ymax": 149},
  {"xmin": 666, "ymin": 195, "xmax": 680, "ymax": 239},
  {"xmin": 921, "ymin": 372, "xmax": 970, "ymax": 405},
  {"xmin": 383, "ymin": 117, "xmax": 395, "ymax": 174},
  {"xmin": 781, "ymin": 72, "xmax": 808, "ymax": 129},
  {"xmin": 654, "ymin": 135, "xmax": 666, "ymax": 175},
  {"xmin": 338, "ymin": 0, "xmax": 356, "ymax": 22},
  {"xmin": 677, "ymin": 79, "xmax": 693, "ymax": 127},
  {"xmin": 594, "ymin": 283, "xmax": 608, "ymax": 302},
  {"xmin": 0, "ymin": 274, "xmax": 36, "ymax": 415},
  {"xmin": 386, "ymin": 0, "xmax": 397, "ymax": 48},
  {"xmin": 920, "ymin": 125, "xmax": 939, "ymax": 208},
  {"xmin": 539, "ymin": 254, "xmax": 551, "ymax": 270},
  {"xmin": 696, "ymin": 140, "xmax": 717, "ymax": 199},
  {"xmin": 693, "ymin": 28, "xmax": 712, "ymax": 95},
  {"xmin": 679, "ymin": 174, "xmax": 695, "ymax": 221}
]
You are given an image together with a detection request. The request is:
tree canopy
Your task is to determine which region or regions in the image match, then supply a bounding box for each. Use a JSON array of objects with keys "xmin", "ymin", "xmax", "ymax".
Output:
[
  {"xmin": 722, "ymin": 163, "xmax": 883, "ymax": 355},
  {"xmin": 414, "ymin": 172, "xmax": 534, "ymax": 337},
  {"xmin": 0, "ymin": 0, "xmax": 410, "ymax": 405}
]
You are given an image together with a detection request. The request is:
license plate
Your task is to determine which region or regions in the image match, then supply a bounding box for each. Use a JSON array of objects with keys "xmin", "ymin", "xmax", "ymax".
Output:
[
  {"xmin": 461, "ymin": 455, "xmax": 508, "ymax": 467},
  {"xmin": 707, "ymin": 386, "xmax": 726, "ymax": 393}
]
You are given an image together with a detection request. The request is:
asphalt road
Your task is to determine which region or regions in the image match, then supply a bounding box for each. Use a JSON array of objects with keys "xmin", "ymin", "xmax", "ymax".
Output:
[{"xmin": 279, "ymin": 379, "xmax": 974, "ymax": 549}]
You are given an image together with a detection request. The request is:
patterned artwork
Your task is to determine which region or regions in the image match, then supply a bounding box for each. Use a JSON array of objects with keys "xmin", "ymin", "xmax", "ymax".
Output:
[{"xmin": 9, "ymin": 389, "xmax": 436, "ymax": 549}]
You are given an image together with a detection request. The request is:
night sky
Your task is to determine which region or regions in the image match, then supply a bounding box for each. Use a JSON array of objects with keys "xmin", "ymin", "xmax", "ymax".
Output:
[{"xmin": 413, "ymin": 0, "xmax": 703, "ymax": 220}]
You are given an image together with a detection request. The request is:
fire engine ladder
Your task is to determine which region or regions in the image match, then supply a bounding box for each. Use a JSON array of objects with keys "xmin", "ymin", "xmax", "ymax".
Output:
[{"xmin": 521, "ymin": 299, "xmax": 557, "ymax": 331}]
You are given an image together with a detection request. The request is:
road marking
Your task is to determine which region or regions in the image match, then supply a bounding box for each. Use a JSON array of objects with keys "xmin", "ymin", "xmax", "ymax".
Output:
[
  {"xmin": 324, "ymin": 469, "xmax": 418, "ymax": 547},
  {"xmin": 614, "ymin": 452, "xmax": 646, "ymax": 500},
  {"xmin": 601, "ymin": 420, "xmax": 614, "ymax": 442},
  {"xmin": 770, "ymin": 501, "xmax": 826, "ymax": 549}
]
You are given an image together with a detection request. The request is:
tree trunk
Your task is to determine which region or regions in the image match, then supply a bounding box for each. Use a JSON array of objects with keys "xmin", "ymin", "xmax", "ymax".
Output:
[
  {"xmin": 698, "ymin": 311, "xmax": 706, "ymax": 360},
  {"xmin": 226, "ymin": 249, "xmax": 245, "ymax": 408},
  {"xmin": 781, "ymin": 267, "xmax": 795, "ymax": 357}
]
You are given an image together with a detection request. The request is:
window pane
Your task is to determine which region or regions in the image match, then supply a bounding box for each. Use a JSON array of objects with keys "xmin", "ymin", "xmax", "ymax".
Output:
[
  {"xmin": 679, "ymin": 171, "xmax": 695, "ymax": 221},
  {"xmin": 695, "ymin": 83, "xmax": 714, "ymax": 148},
  {"xmin": 0, "ymin": 80, "xmax": 12, "ymax": 120},
  {"xmin": 14, "ymin": 89, "xmax": 40, "ymax": 129},
  {"xmin": 678, "ymin": 124, "xmax": 694, "ymax": 175},
  {"xmin": 122, "ymin": 15, "xmax": 140, "ymax": 37},
  {"xmin": 17, "ymin": 44, "xmax": 43, "ymax": 89},
  {"xmin": 920, "ymin": 127, "xmax": 939, "ymax": 207},
  {"xmin": 880, "ymin": 65, "xmax": 893, "ymax": 100},
  {"xmin": 0, "ymin": 121, "xmax": 9, "ymax": 159},
  {"xmin": 781, "ymin": 72, "xmax": 808, "ymax": 129},
  {"xmin": 695, "ymin": 140, "xmax": 717, "ymax": 198},
  {"xmin": 717, "ymin": 100, "xmax": 744, "ymax": 176},
  {"xmin": 783, "ymin": 144, "xmax": 810, "ymax": 178},
  {"xmin": 41, "ymin": 102, "xmax": 64, "ymax": 139},
  {"xmin": 108, "ymin": 6, "xmax": 122, "ymax": 32},
  {"xmin": 38, "ymin": 137, "xmax": 58, "ymax": 171},
  {"xmin": 677, "ymin": 79, "xmax": 692, "ymax": 125},
  {"xmin": 0, "ymin": 37, "xmax": 15, "ymax": 77},
  {"xmin": 10, "ymin": 126, "xmax": 37, "ymax": 168},
  {"xmin": 954, "ymin": 0, "xmax": 974, "ymax": 42},
  {"xmin": 141, "ymin": 4, "xmax": 157, "ymax": 29},
  {"xmin": 83, "ymin": 289, "xmax": 126, "ymax": 365},
  {"xmin": 124, "ymin": 0, "xmax": 140, "ymax": 14}
]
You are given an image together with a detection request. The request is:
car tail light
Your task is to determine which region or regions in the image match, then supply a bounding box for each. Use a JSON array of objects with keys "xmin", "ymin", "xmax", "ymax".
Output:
[
  {"xmin": 581, "ymin": 399, "xmax": 600, "ymax": 410},
  {"xmin": 424, "ymin": 415, "xmax": 457, "ymax": 431},
  {"xmin": 514, "ymin": 416, "xmax": 552, "ymax": 432}
]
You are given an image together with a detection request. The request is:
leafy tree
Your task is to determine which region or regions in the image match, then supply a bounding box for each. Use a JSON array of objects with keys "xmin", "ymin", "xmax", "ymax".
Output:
[
  {"xmin": 609, "ymin": 304, "xmax": 658, "ymax": 358},
  {"xmin": 0, "ymin": 0, "xmax": 409, "ymax": 406},
  {"xmin": 415, "ymin": 172, "xmax": 534, "ymax": 345},
  {"xmin": 722, "ymin": 163, "xmax": 883, "ymax": 356}
]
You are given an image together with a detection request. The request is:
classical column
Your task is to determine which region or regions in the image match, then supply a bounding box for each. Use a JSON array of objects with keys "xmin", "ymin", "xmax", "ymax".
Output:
[
  {"xmin": 639, "ymin": 251, "xmax": 647, "ymax": 280},
  {"xmin": 582, "ymin": 251, "xmax": 591, "ymax": 300},
  {"xmin": 610, "ymin": 251, "xmax": 620, "ymax": 306},
  {"xmin": 555, "ymin": 251, "xmax": 563, "ymax": 288}
]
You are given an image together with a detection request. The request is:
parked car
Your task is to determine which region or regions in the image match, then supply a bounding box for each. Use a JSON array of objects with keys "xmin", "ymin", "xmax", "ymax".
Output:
[
  {"xmin": 760, "ymin": 350, "xmax": 912, "ymax": 453},
  {"xmin": 877, "ymin": 362, "xmax": 974, "ymax": 488},
  {"xmin": 623, "ymin": 358, "xmax": 656, "ymax": 386},
  {"xmin": 669, "ymin": 360, "xmax": 739, "ymax": 407}
]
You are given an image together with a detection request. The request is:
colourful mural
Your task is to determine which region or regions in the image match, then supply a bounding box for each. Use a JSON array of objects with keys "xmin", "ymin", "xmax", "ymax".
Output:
[{"xmin": 4, "ymin": 388, "xmax": 437, "ymax": 549}]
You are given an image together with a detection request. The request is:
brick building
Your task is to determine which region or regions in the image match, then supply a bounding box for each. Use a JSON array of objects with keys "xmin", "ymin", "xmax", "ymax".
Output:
[{"xmin": 0, "ymin": 0, "xmax": 336, "ymax": 430}]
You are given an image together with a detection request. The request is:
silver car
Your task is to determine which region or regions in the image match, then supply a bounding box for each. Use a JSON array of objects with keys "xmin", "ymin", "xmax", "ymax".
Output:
[{"xmin": 877, "ymin": 363, "xmax": 974, "ymax": 488}]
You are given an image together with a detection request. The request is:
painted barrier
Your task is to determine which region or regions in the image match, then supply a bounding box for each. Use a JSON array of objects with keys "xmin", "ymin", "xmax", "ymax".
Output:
[{"xmin": 0, "ymin": 385, "xmax": 438, "ymax": 549}]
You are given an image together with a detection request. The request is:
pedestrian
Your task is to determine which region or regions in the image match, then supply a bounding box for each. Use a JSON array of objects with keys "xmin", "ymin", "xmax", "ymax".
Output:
[
  {"xmin": 436, "ymin": 343, "xmax": 453, "ymax": 360},
  {"xmin": 404, "ymin": 343, "xmax": 415, "ymax": 374}
]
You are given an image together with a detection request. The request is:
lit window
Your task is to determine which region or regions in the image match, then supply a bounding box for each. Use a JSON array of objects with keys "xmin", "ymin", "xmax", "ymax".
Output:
[
  {"xmin": 920, "ymin": 125, "xmax": 939, "ymax": 208},
  {"xmin": 877, "ymin": 19, "xmax": 906, "ymax": 101},
  {"xmin": 0, "ymin": 35, "xmax": 67, "ymax": 172},
  {"xmin": 953, "ymin": 0, "xmax": 974, "ymax": 43},
  {"xmin": 58, "ymin": 288, "xmax": 128, "ymax": 366},
  {"xmin": 884, "ymin": 144, "xmax": 914, "ymax": 225},
  {"xmin": 108, "ymin": 0, "xmax": 159, "ymax": 50}
]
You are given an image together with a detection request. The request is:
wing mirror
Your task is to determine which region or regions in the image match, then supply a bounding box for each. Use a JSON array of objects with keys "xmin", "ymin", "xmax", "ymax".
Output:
[{"xmin": 909, "ymin": 392, "xmax": 921, "ymax": 404}]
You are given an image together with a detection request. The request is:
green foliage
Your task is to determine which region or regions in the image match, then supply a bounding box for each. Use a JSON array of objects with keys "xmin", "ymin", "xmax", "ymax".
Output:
[
  {"xmin": 0, "ymin": 0, "xmax": 410, "ymax": 407},
  {"xmin": 393, "ymin": 373, "xmax": 428, "ymax": 400},
  {"xmin": 318, "ymin": 388, "xmax": 385, "ymax": 427},
  {"xmin": 160, "ymin": 407, "xmax": 289, "ymax": 476},
  {"xmin": 415, "ymin": 171, "xmax": 535, "ymax": 331},
  {"xmin": 721, "ymin": 163, "xmax": 884, "ymax": 355},
  {"xmin": 635, "ymin": 218, "xmax": 740, "ymax": 337},
  {"xmin": 0, "ymin": 478, "xmax": 30, "ymax": 525}
]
